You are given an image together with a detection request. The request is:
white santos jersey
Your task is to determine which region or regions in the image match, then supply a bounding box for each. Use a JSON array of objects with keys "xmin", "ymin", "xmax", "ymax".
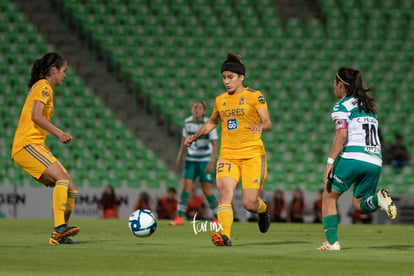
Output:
[
  {"xmin": 331, "ymin": 96, "xmax": 382, "ymax": 167},
  {"xmin": 182, "ymin": 116, "xmax": 218, "ymax": 162}
]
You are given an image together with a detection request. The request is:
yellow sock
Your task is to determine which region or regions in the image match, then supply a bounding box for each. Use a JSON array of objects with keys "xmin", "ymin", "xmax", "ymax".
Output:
[
  {"xmin": 256, "ymin": 197, "xmax": 268, "ymax": 214},
  {"xmin": 217, "ymin": 204, "xmax": 233, "ymax": 238},
  {"xmin": 53, "ymin": 180, "xmax": 69, "ymax": 228},
  {"xmin": 65, "ymin": 190, "xmax": 77, "ymax": 223}
]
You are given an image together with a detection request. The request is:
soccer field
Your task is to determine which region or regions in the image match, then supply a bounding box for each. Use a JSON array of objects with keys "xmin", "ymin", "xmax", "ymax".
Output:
[{"xmin": 0, "ymin": 219, "xmax": 413, "ymax": 276}]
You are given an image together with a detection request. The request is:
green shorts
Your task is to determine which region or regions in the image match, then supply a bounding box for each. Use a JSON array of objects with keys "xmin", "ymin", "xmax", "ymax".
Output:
[
  {"xmin": 332, "ymin": 157, "xmax": 381, "ymax": 198},
  {"xmin": 182, "ymin": 160, "xmax": 214, "ymax": 183}
]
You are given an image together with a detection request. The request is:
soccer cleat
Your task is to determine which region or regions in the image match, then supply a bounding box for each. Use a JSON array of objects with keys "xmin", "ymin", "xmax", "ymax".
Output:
[
  {"xmin": 49, "ymin": 237, "xmax": 59, "ymax": 245},
  {"xmin": 258, "ymin": 200, "xmax": 271, "ymax": 233},
  {"xmin": 169, "ymin": 216, "xmax": 184, "ymax": 226},
  {"xmin": 51, "ymin": 224, "xmax": 80, "ymax": 240},
  {"xmin": 377, "ymin": 189, "xmax": 397, "ymax": 219},
  {"xmin": 49, "ymin": 236, "xmax": 79, "ymax": 245},
  {"xmin": 317, "ymin": 241, "xmax": 341, "ymax": 251},
  {"xmin": 211, "ymin": 232, "xmax": 232, "ymax": 247}
]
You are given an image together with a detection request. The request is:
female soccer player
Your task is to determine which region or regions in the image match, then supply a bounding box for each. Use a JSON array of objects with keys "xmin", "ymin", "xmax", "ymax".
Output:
[
  {"xmin": 184, "ymin": 53, "xmax": 272, "ymax": 246},
  {"xmin": 318, "ymin": 67, "xmax": 397, "ymax": 250},
  {"xmin": 170, "ymin": 100, "xmax": 218, "ymax": 225},
  {"xmin": 11, "ymin": 53, "xmax": 80, "ymax": 244}
]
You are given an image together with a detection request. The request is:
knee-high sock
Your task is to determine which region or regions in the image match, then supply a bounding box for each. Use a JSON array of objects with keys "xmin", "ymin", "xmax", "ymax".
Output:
[
  {"xmin": 206, "ymin": 194, "xmax": 218, "ymax": 218},
  {"xmin": 322, "ymin": 215, "xmax": 339, "ymax": 244},
  {"xmin": 256, "ymin": 197, "xmax": 268, "ymax": 213},
  {"xmin": 65, "ymin": 190, "xmax": 78, "ymax": 223},
  {"xmin": 53, "ymin": 180, "xmax": 70, "ymax": 228},
  {"xmin": 177, "ymin": 192, "xmax": 189, "ymax": 218},
  {"xmin": 217, "ymin": 204, "xmax": 233, "ymax": 238},
  {"xmin": 360, "ymin": 195, "xmax": 378, "ymax": 213}
]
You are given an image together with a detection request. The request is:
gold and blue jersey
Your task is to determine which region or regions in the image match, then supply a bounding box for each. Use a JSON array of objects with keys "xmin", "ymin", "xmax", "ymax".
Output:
[
  {"xmin": 213, "ymin": 87, "xmax": 268, "ymax": 159},
  {"xmin": 12, "ymin": 79, "xmax": 54, "ymax": 158}
]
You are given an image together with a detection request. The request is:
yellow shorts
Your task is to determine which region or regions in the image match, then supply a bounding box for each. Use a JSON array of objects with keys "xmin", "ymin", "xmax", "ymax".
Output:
[
  {"xmin": 12, "ymin": 144, "xmax": 66, "ymax": 180},
  {"xmin": 216, "ymin": 154, "xmax": 267, "ymax": 190}
]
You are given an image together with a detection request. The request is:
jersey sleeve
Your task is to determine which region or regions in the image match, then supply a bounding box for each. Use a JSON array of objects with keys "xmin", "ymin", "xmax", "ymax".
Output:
[
  {"xmin": 182, "ymin": 126, "xmax": 187, "ymax": 138},
  {"xmin": 209, "ymin": 127, "xmax": 219, "ymax": 141},
  {"xmin": 331, "ymin": 103, "xmax": 349, "ymax": 121},
  {"xmin": 253, "ymin": 90, "xmax": 268, "ymax": 111},
  {"xmin": 31, "ymin": 83, "xmax": 52, "ymax": 105},
  {"xmin": 213, "ymin": 96, "xmax": 220, "ymax": 117}
]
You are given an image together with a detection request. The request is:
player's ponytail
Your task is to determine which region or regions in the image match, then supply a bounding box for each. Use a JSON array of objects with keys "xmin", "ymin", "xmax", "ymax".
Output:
[
  {"xmin": 28, "ymin": 52, "xmax": 66, "ymax": 89},
  {"xmin": 336, "ymin": 67, "xmax": 376, "ymax": 114}
]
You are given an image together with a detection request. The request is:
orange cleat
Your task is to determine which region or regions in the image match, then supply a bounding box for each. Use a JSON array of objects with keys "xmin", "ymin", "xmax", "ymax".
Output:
[
  {"xmin": 211, "ymin": 232, "xmax": 232, "ymax": 247},
  {"xmin": 169, "ymin": 216, "xmax": 184, "ymax": 226}
]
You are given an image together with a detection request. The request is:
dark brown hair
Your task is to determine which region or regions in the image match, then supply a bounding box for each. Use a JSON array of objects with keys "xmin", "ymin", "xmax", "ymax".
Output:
[
  {"xmin": 336, "ymin": 67, "xmax": 376, "ymax": 114},
  {"xmin": 221, "ymin": 53, "xmax": 246, "ymax": 76},
  {"xmin": 28, "ymin": 52, "xmax": 66, "ymax": 88}
]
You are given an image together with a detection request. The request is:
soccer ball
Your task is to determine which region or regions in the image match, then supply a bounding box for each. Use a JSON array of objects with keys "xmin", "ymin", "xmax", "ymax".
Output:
[{"xmin": 128, "ymin": 209, "xmax": 157, "ymax": 237}]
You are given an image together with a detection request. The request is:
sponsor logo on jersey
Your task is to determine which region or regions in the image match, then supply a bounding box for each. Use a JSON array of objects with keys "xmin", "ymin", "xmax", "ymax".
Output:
[
  {"xmin": 258, "ymin": 95, "xmax": 266, "ymax": 104},
  {"xmin": 333, "ymin": 175, "xmax": 344, "ymax": 184},
  {"xmin": 365, "ymin": 146, "xmax": 380, "ymax": 154},
  {"xmin": 42, "ymin": 88, "xmax": 50, "ymax": 98},
  {"xmin": 227, "ymin": 119, "xmax": 238, "ymax": 130},
  {"xmin": 335, "ymin": 119, "xmax": 347, "ymax": 130},
  {"xmin": 220, "ymin": 108, "xmax": 245, "ymax": 118}
]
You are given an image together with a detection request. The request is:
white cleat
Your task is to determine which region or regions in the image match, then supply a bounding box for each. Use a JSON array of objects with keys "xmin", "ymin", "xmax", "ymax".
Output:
[
  {"xmin": 377, "ymin": 189, "xmax": 397, "ymax": 219},
  {"xmin": 317, "ymin": 241, "xmax": 341, "ymax": 251}
]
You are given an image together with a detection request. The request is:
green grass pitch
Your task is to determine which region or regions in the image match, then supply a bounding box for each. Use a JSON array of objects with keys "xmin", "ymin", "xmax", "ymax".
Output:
[{"xmin": 0, "ymin": 219, "xmax": 413, "ymax": 275}]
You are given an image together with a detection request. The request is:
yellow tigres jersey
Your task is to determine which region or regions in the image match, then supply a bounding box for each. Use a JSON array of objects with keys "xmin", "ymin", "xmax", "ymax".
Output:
[
  {"xmin": 11, "ymin": 79, "xmax": 54, "ymax": 158},
  {"xmin": 213, "ymin": 87, "xmax": 268, "ymax": 159}
]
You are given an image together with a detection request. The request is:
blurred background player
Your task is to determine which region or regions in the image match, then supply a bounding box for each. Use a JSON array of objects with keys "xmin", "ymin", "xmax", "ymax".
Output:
[
  {"xmin": 156, "ymin": 187, "xmax": 178, "ymax": 219},
  {"xmin": 348, "ymin": 206, "xmax": 373, "ymax": 224},
  {"xmin": 386, "ymin": 133, "xmax": 411, "ymax": 170},
  {"xmin": 319, "ymin": 67, "xmax": 397, "ymax": 251},
  {"xmin": 287, "ymin": 188, "xmax": 305, "ymax": 223},
  {"xmin": 133, "ymin": 191, "xmax": 152, "ymax": 211},
  {"xmin": 313, "ymin": 189, "xmax": 323, "ymax": 223},
  {"xmin": 11, "ymin": 52, "xmax": 80, "ymax": 245},
  {"xmin": 97, "ymin": 185, "xmax": 120, "ymax": 219},
  {"xmin": 184, "ymin": 53, "xmax": 273, "ymax": 246},
  {"xmin": 170, "ymin": 100, "xmax": 218, "ymax": 225},
  {"xmin": 185, "ymin": 187, "xmax": 207, "ymax": 220},
  {"xmin": 270, "ymin": 189, "xmax": 286, "ymax": 222}
]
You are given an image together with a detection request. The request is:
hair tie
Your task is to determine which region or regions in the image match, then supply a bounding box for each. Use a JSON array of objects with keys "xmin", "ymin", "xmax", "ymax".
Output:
[{"xmin": 336, "ymin": 72, "xmax": 350, "ymax": 85}]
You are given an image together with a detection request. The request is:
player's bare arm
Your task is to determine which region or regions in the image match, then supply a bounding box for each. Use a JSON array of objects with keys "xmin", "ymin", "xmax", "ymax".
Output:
[
  {"xmin": 323, "ymin": 128, "xmax": 347, "ymax": 183},
  {"xmin": 184, "ymin": 113, "xmax": 220, "ymax": 147},
  {"xmin": 176, "ymin": 138, "xmax": 186, "ymax": 167},
  {"xmin": 205, "ymin": 140, "xmax": 218, "ymax": 173},
  {"xmin": 245, "ymin": 108, "xmax": 272, "ymax": 133},
  {"xmin": 32, "ymin": 100, "xmax": 73, "ymax": 144}
]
